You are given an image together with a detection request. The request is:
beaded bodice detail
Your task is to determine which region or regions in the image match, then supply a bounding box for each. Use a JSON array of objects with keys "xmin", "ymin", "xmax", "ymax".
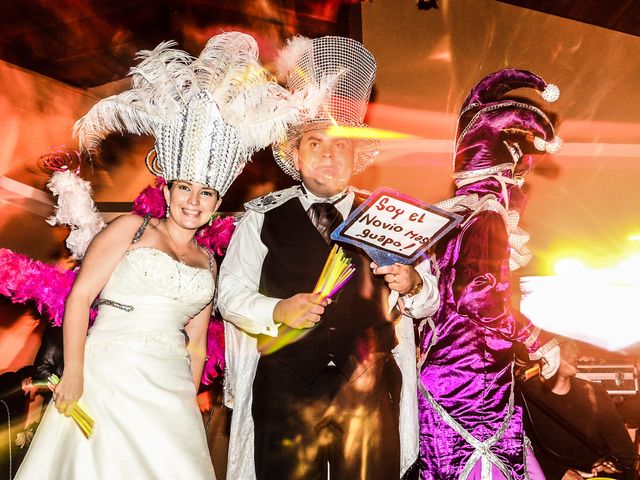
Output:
[
  {"xmin": 103, "ymin": 248, "xmax": 214, "ymax": 307},
  {"xmin": 88, "ymin": 247, "xmax": 215, "ymax": 342}
]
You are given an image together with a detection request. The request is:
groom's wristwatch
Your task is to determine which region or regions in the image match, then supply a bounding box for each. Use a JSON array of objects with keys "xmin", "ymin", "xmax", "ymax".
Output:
[{"xmin": 406, "ymin": 278, "xmax": 424, "ymax": 298}]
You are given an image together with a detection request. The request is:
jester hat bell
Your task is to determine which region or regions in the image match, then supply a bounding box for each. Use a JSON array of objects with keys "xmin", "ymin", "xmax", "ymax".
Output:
[{"xmin": 453, "ymin": 68, "xmax": 562, "ymax": 181}]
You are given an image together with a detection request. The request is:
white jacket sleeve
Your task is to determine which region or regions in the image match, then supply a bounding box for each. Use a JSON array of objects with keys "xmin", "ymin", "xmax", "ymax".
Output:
[
  {"xmin": 218, "ymin": 209, "xmax": 281, "ymax": 337},
  {"xmin": 399, "ymin": 257, "xmax": 440, "ymax": 319}
]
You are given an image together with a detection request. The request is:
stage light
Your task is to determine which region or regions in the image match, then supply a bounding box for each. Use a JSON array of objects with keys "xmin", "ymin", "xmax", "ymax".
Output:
[
  {"xmin": 553, "ymin": 258, "xmax": 586, "ymax": 276},
  {"xmin": 521, "ymin": 254, "xmax": 640, "ymax": 352},
  {"xmin": 628, "ymin": 233, "xmax": 640, "ymax": 242},
  {"xmin": 616, "ymin": 255, "xmax": 640, "ymax": 285}
]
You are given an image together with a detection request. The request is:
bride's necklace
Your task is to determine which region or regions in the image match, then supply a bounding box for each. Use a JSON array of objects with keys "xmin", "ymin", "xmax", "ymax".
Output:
[{"xmin": 164, "ymin": 224, "xmax": 195, "ymax": 264}]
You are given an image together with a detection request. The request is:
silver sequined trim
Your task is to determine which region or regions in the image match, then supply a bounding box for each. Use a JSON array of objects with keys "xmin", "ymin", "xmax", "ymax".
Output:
[
  {"xmin": 132, "ymin": 214, "xmax": 151, "ymax": 244},
  {"xmin": 529, "ymin": 337, "xmax": 559, "ymax": 361},
  {"xmin": 523, "ymin": 326, "xmax": 541, "ymax": 349},
  {"xmin": 92, "ymin": 298, "xmax": 134, "ymax": 313},
  {"xmin": 244, "ymin": 186, "xmax": 303, "ymax": 213}
]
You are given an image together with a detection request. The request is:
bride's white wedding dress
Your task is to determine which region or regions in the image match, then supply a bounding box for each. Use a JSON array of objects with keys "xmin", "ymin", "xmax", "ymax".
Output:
[{"xmin": 16, "ymin": 245, "xmax": 216, "ymax": 479}]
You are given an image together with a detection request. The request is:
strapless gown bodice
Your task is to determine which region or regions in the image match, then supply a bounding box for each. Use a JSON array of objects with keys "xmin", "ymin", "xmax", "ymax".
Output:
[{"xmin": 88, "ymin": 247, "xmax": 214, "ymax": 341}]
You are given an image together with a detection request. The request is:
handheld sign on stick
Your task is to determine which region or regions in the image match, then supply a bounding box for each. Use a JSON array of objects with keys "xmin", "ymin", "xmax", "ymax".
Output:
[{"xmin": 331, "ymin": 188, "xmax": 462, "ymax": 266}]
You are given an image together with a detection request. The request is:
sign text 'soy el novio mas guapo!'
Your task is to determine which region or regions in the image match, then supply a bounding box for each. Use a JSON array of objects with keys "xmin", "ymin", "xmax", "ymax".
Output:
[{"xmin": 331, "ymin": 187, "xmax": 463, "ymax": 266}]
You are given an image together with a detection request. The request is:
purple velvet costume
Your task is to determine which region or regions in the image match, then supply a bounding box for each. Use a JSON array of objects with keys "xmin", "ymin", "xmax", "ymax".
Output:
[
  {"xmin": 418, "ymin": 69, "xmax": 561, "ymax": 480},
  {"xmin": 418, "ymin": 181, "xmax": 545, "ymax": 480}
]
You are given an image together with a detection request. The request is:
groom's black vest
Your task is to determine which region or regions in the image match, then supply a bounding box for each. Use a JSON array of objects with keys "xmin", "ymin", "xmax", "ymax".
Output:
[{"xmin": 257, "ymin": 197, "xmax": 399, "ymax": 383}]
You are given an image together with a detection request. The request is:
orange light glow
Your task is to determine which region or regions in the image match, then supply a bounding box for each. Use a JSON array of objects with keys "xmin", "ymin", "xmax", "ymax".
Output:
[{"xmin": 326, "ymin": 125, "xmax": 416, "ymax": 140}]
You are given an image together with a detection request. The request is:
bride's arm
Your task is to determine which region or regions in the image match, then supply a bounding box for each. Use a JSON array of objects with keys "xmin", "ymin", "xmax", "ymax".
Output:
[
  {"xmin": 54, "ymin": 214, "xmax": 143, "ymax": 417},
  {"xmin": 185, "ymin": 302, "xmax": 212, "ymax": 389}
]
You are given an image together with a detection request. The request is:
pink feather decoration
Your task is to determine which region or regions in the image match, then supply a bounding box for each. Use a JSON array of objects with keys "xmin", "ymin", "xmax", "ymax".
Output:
[
  {"xmin": 196, "ymin": 216, "xmax": 236, "ymax": 256},
  {"xmin": 132, "ymin": 176, "xmax": 167, "ymax": 218},
  {"xmin": 201, "ymin": 318, "xmax": 225, "ymax": 385},
  {"xmin": 0, "ymin": 248, "xmax": 77, "ymax": 326}
]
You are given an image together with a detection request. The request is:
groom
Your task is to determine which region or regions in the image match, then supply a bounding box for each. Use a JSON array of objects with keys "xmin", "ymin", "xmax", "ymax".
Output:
[{"xmin": 219, "ymin": 36, "xmax": 439, "ymax": 479}]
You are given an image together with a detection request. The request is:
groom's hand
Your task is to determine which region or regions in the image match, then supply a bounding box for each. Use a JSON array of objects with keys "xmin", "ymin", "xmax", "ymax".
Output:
[{"xmin": 274, "ymin": 293, "xmax": 330, "ymax": 329}]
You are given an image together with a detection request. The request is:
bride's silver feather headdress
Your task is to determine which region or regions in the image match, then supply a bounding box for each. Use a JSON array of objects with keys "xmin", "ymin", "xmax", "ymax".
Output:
[{"xmin": 74, "ymin": 32, "xmax": 325, "ymax": 195}]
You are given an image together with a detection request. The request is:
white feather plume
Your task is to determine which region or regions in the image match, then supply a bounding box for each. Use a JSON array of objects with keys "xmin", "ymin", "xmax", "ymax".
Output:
[
  {"xmin": 46, "ymin": 171, "xmax": 105, "ymax": 260},
  {"xmin": 73, "ymin": 90, "xmax": 157, "ymax": 155},
  {"xmin": 130, "ymin": 41, "xmax": 197, "ymax": 108},
  {"xmin": 74, "ymin": 41, "xmax": 195, "ymax": 154},
  {"xmin": 229, "ymin": 82, "xmax": 301, "ymax": 151},
  {"xmin": 275, "ymin": 36, "xmax": 313, "ymax": 82},
  {"xmin": 195, "ymin": 33, "xmax": 271, "ymax": 114},
  {"xmin": 196, "ymin": 32, "xmax": 313, "ymax": 151},
  {"xmin": 289, "ymin": 73, "xmax": 342, "ymax": 122},
  {"xmin": 225, "ymin": 75, "xmax": 340, "ymax": 152},
  {"xmin": 195, "ymin": 32, "xmax": 261, "ymax": 94}
]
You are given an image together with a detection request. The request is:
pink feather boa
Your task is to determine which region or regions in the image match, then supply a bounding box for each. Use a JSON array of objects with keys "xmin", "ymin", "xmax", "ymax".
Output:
[
  {"xmin": 202, "ymin": 318, "xmax": 225, "ymax": 384},
  {"xmin": 0, "ymin": 249, "xmax": 78, "ymax": 326},
  {"xmin": 1, "ymin": 176, "xmax": 236, "ymax": 383}
]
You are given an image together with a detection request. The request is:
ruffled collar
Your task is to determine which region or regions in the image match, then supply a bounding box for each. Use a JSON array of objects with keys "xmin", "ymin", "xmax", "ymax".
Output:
[{"xmin": 434, "ymin": 187, "xmax": 532, "ymax": 271}]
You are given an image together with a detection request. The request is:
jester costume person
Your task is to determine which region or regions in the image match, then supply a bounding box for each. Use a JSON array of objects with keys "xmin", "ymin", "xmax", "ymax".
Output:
[{"xmin": 417, "ymin": 69, "xmax": 563, "ymax": 480}]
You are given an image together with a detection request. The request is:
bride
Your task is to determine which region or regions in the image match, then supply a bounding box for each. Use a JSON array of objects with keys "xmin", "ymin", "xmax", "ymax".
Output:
[
  {"xmin": 17, "ymin": 182, "xmax": 220, "ymax": 479},
  {"xmin": 16, "ymin": 32, "xmax": 303, "ymax": 479}
]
